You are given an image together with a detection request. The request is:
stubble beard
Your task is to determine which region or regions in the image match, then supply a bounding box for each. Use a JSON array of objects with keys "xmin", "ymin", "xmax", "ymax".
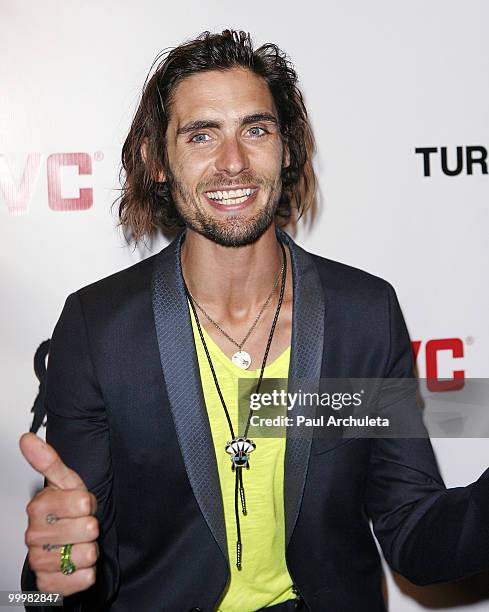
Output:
[{"xmin": 165, "ymin": 164, "xmax": 283, "ymax": 247}]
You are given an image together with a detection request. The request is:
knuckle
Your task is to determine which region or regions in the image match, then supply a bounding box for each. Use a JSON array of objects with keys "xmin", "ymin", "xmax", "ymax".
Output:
[
  {"xmin": 35, "ymin": 575, "xmax": 44, "ymax": 591},
  {"xmin": 87, "ymin": 543, "xmax": 98, "ymax": 566},
  {"xmin": 27, "ymin": 549, "xmax": 40, "ymax": 570},
  {"xmin": 33, "ymin": 499, "xmax": 47, "ymax": 517},
  {"xmin": 25, "ymin": 528, "xmax": 36, "ymax": 547},
  {"xmin": 36, "ymin": 573, "xmax": 51, "ymax": 593},
  {"xmin": 26, "ymin": 497, "xmax": 42, "ymax": 518},
  {"xmin": 85, "ymin": 517, "xmax": 99, "ymax": 540},
  {"xmin": 27, "ymin": 490, "xmax": 53, "ymax": 519},
  {"xmin": 85, "ymin": 566, "xmax": 97, "ymax": 587},
  {"xmin": 79, "ymin": 492, "xmax": 92, "ymax": 515}
]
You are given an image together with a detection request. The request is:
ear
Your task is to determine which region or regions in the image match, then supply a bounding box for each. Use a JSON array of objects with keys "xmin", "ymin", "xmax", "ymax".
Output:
[
  {"xmin": 140, "ymin": 137, "xmax": 166, "ymax": 182},
  {"xmin": 282, "ymin": 141, "xmax": 290, "ymax": 169}
]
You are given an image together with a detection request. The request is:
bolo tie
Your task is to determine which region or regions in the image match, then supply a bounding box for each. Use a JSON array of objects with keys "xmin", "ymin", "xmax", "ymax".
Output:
[{"xmin": 184, "ymin": 240, "xmax": 287, "ymax": 569}]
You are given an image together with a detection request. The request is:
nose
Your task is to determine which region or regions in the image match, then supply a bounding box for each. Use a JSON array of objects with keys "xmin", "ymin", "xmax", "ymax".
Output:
[{"xmin": 215, "ymin": 135, "xmax": 249, "ymax": 176}]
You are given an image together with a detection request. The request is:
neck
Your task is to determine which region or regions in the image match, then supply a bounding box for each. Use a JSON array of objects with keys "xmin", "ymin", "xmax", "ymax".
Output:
[{"xmin": 181, "ymin": 224, "xmax": 285, "ymax": 317}]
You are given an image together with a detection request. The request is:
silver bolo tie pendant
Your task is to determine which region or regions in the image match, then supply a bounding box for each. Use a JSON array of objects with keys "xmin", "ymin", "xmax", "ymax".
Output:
[
  {"xmin": 225, "ymin": 437, "xmax": 256, "ymax": 514},
  {"xmin": 225, "ymin": 437, "xmax": 256, "ymax": 471}
]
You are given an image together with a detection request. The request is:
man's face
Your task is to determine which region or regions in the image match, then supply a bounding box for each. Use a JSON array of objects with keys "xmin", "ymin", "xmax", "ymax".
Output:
[{"xmin": 162, "ymin": 67, "xmax": 288, "ymax": 247}]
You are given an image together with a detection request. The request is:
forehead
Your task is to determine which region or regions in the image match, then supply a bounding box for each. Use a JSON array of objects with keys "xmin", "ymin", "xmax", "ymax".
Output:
[{"xmin": 168, "ymin": 67, "xmax": 276, "ymax": 123}]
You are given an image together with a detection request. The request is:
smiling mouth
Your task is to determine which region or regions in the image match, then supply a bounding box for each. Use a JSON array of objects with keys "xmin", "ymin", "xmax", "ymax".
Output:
[{"xmin": 204, "ymin": 187, "xmax": 258, "ymax": 205}]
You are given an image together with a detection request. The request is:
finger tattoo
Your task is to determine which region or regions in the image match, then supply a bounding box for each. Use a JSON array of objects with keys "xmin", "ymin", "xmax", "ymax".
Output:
[{"xmin": 45, "ymin": 513, "xmax": 59, "ymax": 524}]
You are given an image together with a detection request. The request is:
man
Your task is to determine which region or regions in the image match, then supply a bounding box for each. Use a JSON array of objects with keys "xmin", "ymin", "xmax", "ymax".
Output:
[{"xmin": 20, "ymin": 30, "xmax": 489, "ymax": 612}]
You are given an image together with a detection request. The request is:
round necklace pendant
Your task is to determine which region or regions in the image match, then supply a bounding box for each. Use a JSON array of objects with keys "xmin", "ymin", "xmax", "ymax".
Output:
[{"xmin": 232, "ymin": 350, "xmax": 252, "ymax": 370}]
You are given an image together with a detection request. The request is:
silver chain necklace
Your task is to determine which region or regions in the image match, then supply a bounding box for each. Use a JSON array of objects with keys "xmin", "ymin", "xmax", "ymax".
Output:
[{"xmin": 187, "ymin": 259, "xmax": 284, "ymax": 370}]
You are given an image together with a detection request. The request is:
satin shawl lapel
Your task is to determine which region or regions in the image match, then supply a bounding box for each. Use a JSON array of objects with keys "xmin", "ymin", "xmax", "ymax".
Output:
[
  {"xmin": 152, "ymin": 230, "xmax": 228, "ymax": 562},
  {"xmin": 277, "ymin": 228, "xmax": 325, "ymax": 547}
]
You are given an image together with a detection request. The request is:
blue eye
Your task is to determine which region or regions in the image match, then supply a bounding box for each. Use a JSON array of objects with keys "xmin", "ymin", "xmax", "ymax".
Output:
[
  {"xmin": 191, "ymin": 133, "xmax": 211, "ymax": 143},
  {"xmin": 248, "ymin": 127, "xmax": 266, "ymax": 137}
]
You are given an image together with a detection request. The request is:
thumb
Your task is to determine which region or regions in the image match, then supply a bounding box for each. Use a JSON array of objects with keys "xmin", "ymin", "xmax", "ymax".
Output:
[{"xmin": 19, "ymin": 432, "xmax": 87, "ymax": 491}]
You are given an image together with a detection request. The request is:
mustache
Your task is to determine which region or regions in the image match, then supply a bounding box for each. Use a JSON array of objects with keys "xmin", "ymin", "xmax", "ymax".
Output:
[{"xmin": 199, "ymin": 173, "xmax": 271, "ymax": 190}]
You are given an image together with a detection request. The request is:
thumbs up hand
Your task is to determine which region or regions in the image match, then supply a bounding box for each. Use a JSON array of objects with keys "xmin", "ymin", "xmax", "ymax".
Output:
[{"xmin": 20, "ymin": 433, "xmax": 99, "ymax": 596}]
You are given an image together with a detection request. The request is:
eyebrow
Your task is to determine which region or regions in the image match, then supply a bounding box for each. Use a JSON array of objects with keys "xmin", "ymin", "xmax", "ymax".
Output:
[{"xmin": 176, "ymin": 112, "xmax": 279, "ymax": 136}]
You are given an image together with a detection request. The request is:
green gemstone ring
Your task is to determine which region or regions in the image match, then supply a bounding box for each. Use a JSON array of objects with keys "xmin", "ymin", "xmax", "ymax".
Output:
[{"xmin": 60, "ymin": 544, "xmax": 76, "ymax": 575}]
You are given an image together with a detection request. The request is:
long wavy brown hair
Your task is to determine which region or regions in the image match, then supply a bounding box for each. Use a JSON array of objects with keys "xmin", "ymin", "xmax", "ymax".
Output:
[{"xmin": 117, "ymin": 29, "xmax": 317, "ymax": 243}]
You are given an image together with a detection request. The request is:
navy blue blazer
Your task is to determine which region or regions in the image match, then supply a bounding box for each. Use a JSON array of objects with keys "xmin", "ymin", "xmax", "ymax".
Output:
[{"xmin": 22, "ymin": 227, "xmax": 489, "ymax": 611}]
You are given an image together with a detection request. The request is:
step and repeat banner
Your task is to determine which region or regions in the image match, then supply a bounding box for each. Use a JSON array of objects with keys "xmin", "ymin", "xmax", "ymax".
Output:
[{"xmin": 2, "ymin": 1, "xmax": 488, "ymax": 610}]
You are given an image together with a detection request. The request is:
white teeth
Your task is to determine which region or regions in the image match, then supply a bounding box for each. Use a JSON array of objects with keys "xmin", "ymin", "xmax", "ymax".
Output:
[
  {"xmin": 205, "ymin": 188, "xmax": 256, "ymax": 201},
  {"xmin": 220, "ymin": 195, "xmax": 248, "ymax": 205}
]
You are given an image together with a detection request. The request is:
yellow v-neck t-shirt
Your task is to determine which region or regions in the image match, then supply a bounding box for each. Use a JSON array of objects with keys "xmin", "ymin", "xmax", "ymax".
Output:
[{"xmin": 188, "ymin": 301, "xmax": 295, "ymax": 611}]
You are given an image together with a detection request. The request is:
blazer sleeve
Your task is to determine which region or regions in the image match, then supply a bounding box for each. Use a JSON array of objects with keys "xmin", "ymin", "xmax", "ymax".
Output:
[
  {"xmin": 21, "ymin": 292, "xmax": 120, "ymax": 611},
  {"xmin": 365, "ymin": 283, "xmax": 489, "ymax": 585}
]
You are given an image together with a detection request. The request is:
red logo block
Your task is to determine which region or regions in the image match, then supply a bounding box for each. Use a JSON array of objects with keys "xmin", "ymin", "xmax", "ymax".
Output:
[
  {"xmin": 47, "ymin": 153, "xmax": 92, "ymax": 211},
  {"xmin": 412, "ymin": 338, "xmax": 465, "ymax": 392},
  {"xmin": 1, "ymin": 152, "xmax": 94, "ymax": 213}
]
